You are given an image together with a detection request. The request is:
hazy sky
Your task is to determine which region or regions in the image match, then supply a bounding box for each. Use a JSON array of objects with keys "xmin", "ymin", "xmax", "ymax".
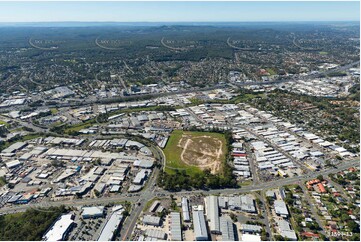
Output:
[{"xmin": 0, "ymin": 1, "xmax": 359, "ymax": 22}]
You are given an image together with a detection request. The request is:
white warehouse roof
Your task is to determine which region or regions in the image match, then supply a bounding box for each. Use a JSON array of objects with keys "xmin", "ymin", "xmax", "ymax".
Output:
[{"xmin": 43, "ymin": 214, "xmax": 74, "ymax": 241}]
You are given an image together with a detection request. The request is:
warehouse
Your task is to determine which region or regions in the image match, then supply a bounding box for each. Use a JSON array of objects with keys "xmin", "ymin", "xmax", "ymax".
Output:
[
  {"xmin": 143, "ymin": 215, "xmax": 161, "ymax": 226},
  {"xmin": 240, "ymin": 195, "xmax": 256, "ymax": 213},
  {"xmin": 192, "ymin": 210, "xmax": 209, "ymax": 241},
  {"xmin": 145, "ymin": 229, "xmax": 167, "ymax": 240},
  {"xmin": 205, "ymin": 195, "xmax": 220, "ymax": 234},
  {"xmin": 220, "ymin": 216, "xmax": 236, "ymax": 241},
  {"xmin": 240, "ymin": 224, "xmax": 262, "ymax": 233},
  {"xmin": 82, "ymin": 206, "xmax": 105, "ymax": 219},
  {"xmin": 98, "ymin": 211, "xmax": 124, "ymax": 241},
  {"xmin": 43, "ymin": 214, "xmax": 74, "ymax": 241},
  {"xmin": 181, "ymin": 197, "xmax": 190, "ymax": 222},
  {"xmin": 241, "ymin": 234, "xmax": 261, "ymax": 242},
  {"xmin": 274, "ymin": 200, "xmax": 289, "ymax": 218},
  {"xmin": 149, "ymin": 200, "xmax": 160, "ymax": 213},
  {"xmin": 1, "ymin": 141, "xmax": 28, "ymax": 154},
  {"xmin": 5, "ymin": 160, "xmax": 22, "ymax": 169},
  {"xmin": 277, "ymin": 219, "xmax": 297, "ymax": 240},
  {"xmin": 169, "ymin": 212, "xmax": 182, "ymax": 241},
  {"xmin": 133, "ymin": 169, "xmax": 150, "ymax": 185},
  {"xmin": 133, "ymin": 160, "xmax": 154, "ymax": 168}
]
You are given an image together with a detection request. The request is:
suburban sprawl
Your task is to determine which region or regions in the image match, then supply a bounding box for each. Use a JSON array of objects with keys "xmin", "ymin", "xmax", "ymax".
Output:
[{"xmin": 0, "ymin": 22, "xmax": 360, "ymax": 241}]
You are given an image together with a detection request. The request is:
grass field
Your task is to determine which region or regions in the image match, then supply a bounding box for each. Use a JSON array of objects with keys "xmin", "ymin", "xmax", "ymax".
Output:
[{"xmin": 163, "ymin": 130, "xmax": 227, "ymax": 176}]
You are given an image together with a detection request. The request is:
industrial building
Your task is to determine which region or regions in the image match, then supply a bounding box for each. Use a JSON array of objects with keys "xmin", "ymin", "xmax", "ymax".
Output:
[
  {"xmin": 220, "ymin": 216, "xmax": 236, "ymax": 241},
  {"xmin": 169, "ymin": 212, "xmax": 182, "ymax": 241},
  {"xmin": 98, "ymin": 210, "xmax": 124, "ymax": 241},
  {"xmin": 277, "ymin": 219, "xmax": 297, "ymax": 240},
  {"xmin": 148, "ymin": 200, "xmax": 160, "ymax": 213},
  {"xmin": 42, "ymin": 214, "xmax": 74, "ymax": 241},
  {"xmin": 274, "ymin": 200, "xmax": 289, "ymax": 218},
  {"xmin": 205, "ymin": 195, "xmax": 220, "ymax": 234},
  {"xmin": 145, "ymin": 229, "xmax": 167, "ymax": 240},
  {"xmin": 181, "ymin": 197, "xmax": 190, "ymax": 222},
  {"xmin": 192, "ymin": 210, "xmax": 209, "ymax": 241},
  {"xmin": 143, "ymin": 215, "xmax": 161, "ymax": 226},
  {"xmin": 81, "ymin": 206, "xmax": 105, "ymax": 219},
  {"xmin": 240, "ymin": 224, "xmax": 262, "ymax": 233}
]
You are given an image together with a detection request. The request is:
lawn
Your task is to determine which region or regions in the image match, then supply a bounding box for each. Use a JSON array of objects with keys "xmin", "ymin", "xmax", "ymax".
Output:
[
  {"xmin": 163, "ymin": 130, "xmax": 227, "ymax": 176},
  {"xmin": 266, "ymin": 68, "xmax": 277, "ymax": 76},
  {"xmin": 0, "ymin": 120, "xmax": 9, "ymax": 128},
  {"xmin": 50, "ymin": 108, "xmax": 58, "ymax": 114}
]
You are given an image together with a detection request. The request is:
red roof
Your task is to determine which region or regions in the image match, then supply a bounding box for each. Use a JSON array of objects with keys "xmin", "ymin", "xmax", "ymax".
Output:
[
  {"xmin": 301, "ymin": 232, "xmax": 320, "ymax": 238},
  {"xmin": 232, "ymin": 153, "xmax": 247, "ymax": 157},
  {"xmin": 317, "ymin": 183, "xmax": 326, "ymax": 193}
]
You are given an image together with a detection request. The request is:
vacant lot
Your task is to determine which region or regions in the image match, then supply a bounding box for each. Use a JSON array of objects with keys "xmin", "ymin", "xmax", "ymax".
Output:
[{"xmin": 163, "ymin": 130, "xmax": 226, "ymax": 175}]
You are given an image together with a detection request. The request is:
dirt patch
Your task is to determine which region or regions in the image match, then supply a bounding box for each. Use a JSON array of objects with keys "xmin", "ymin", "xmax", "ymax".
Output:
[{"xmin": 178, "ymin": 134, "xmax": 224, "ymax": 174}]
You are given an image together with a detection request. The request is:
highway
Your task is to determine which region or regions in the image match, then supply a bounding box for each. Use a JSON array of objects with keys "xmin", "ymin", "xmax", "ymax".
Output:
[{"xmin": 2, "ymin": 61, "xmax": 356, "ymax": 113}]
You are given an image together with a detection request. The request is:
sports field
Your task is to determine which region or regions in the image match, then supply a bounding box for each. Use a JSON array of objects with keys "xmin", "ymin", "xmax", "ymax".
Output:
[{"xmin": 163, "ymin": 130, "xmax": 227, "ymax": 175}]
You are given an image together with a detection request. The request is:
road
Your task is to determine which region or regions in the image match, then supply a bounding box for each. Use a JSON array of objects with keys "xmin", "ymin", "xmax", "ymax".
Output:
[
  {"xmin": 0, "ymin": 114, "xmax": 50, "ymax": 134},
  {"xmin": 0, "ymin": 61, "xmax": 358, "ymax": 113},
  {"xmin": 0, "ymin": 156, "xmax": 357, "ymax": 240},
  {"xmin": 299, "ymin": 184, "xmax": 327, "ymax": 236},
  {"xmin": 241, "ymin": 125, "xmax": 310, "ymax": 173},
  {"xmin": 0, "ymin": 159, "xmax": 357, "ymax": 215}
]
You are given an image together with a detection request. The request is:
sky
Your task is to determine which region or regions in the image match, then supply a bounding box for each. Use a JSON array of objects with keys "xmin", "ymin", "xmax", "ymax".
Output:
[{"xmin": 0, "ymin": 1, "xmax": 359, "ymax": 22}]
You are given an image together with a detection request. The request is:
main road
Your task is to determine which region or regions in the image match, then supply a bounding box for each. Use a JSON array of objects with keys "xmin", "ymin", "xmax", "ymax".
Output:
[{"xmin": 0, "ymin": 159, "xmax": 358, "ymax": 215}]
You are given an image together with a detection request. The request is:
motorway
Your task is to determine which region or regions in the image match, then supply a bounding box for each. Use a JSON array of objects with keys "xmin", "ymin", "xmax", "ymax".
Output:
[{"xmin": 1, "ymin": 61, "xmax": 357, "ymax": 113}]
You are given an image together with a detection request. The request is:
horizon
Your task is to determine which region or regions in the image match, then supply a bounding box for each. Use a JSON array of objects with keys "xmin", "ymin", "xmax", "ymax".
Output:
[{"xmin": 0, "ymin": 1, "xmax": 359, "ymax": 23}]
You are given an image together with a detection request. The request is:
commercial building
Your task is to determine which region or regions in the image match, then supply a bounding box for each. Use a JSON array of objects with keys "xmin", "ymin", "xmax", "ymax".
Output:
[
  {"xmin": 42, "ymin": 214, "xmax": 74, "ymax": 241},
  {"xmin": 192, "ymin": 210, "xmax": 209, "ymax": 241},
  {"xmin": 98, "ymin": 211, "xmax": 124, "ymax": 241},
  {"xmin": 274, "ymin": 200, "xmax": 289, "ymax": 218},
  {"xmin": 169, "ymin": 212, "xmax": 182, "ymax": 241},
  {"xmin": 277, "ymin": 219, "xmax": 297, "ymax": 241},
  {"xmin": 81, "ymin": 206, "xmax": 105, "ymax": 219},
  {"xmin": 240, "ymin": 195, "xmax": 256, "ymax": 213}
]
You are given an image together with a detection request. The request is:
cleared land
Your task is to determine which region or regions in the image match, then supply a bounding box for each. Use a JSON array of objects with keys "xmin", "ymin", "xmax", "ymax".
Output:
[{"xmin": 163, "ymin": 130, "xmax": 227, "ymax": 175}]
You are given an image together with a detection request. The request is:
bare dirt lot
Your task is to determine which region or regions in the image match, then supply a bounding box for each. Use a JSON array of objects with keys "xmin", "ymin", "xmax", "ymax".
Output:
[{"xmin": 178, "ymin": 134, "xmax": 225, "ymax": 174}]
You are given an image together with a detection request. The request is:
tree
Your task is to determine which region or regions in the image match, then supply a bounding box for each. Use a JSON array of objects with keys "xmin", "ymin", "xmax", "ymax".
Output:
[
  {"xmin": 347, "ymin": 220, "xmax": 360, "ymax": 233},
  {"xmin": 122, "ymin": 210, "xmax": 130, "ymax": 217},
  {"xmin": 229, "ymin": 213, "xmax": 237, "ymax": 222},
  {"xmin": 340, "ymin": 213, "xmax": 350, "ymax": 222}
]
